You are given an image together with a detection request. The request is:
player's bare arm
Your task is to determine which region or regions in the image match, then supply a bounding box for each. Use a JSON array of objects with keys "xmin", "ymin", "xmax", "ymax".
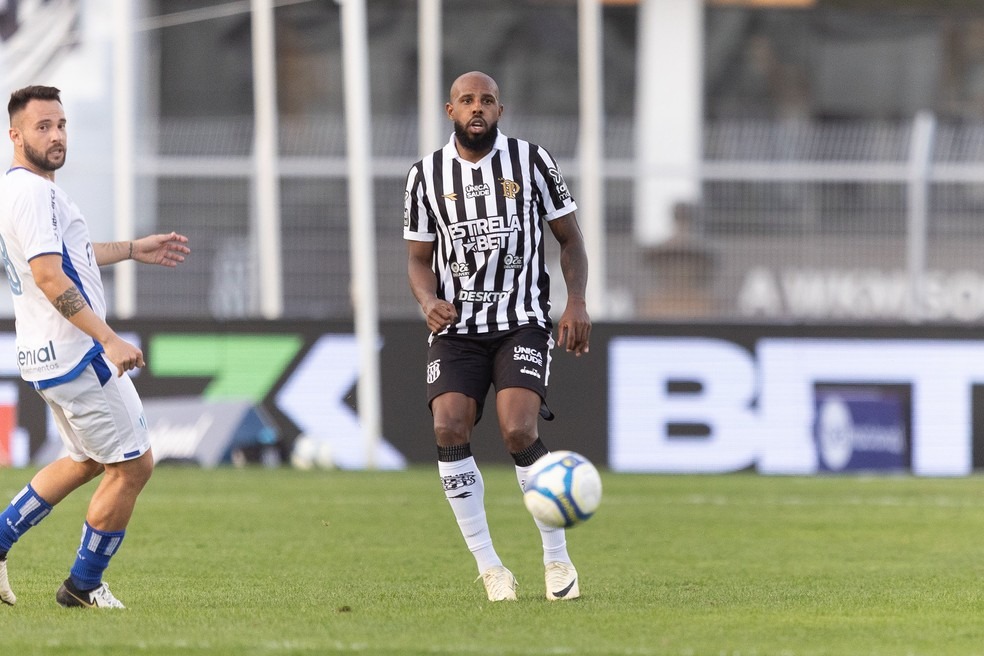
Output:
[
  {"xmin": 29, "ymin": 254, "xmax": 144, "ymax": 375},
  {"xmin": 549, "ymin": 213, "xmax": 591, "ymax": 356},
  {"xmin": 93, "ymin": 231, "xmax": 190, "ymax": 267},
  {"xmin": 51, "ymin": 285, "xmax": 87, "ymax": 319},
  {"xmin": 408, "ymin": 240, "xmax": 457, "ymax": 333}
]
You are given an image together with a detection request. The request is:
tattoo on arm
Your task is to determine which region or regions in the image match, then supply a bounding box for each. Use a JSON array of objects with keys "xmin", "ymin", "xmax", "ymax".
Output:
[{"xmin": 53, "ymin": 286, "xmax": 88, "ymax": 319}]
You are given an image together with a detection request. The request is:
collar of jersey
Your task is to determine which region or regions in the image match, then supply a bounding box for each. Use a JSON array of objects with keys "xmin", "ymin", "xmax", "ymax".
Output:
[{"xmin": 445, "ymin": 131, "xmax": 508, "ymax": 165}]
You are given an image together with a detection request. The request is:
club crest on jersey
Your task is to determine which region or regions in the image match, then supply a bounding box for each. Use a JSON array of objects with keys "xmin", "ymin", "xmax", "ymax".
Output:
[
  {"xmin": 499, "ymin": 178, "xmax": 520, "ymax": 199},
  {"xmin": 427, "ymin": 359, "xmax": 441, "ymax": 384}
]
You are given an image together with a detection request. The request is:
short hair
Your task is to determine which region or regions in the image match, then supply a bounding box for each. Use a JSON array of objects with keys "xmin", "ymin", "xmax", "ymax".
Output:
[{"xmin": 8, "ymin": 85, "xmax": 62, "ymax": 123}]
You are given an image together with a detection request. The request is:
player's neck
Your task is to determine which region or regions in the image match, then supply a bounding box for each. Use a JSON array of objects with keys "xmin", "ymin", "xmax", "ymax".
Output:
[
  {"xmin": 11, "ymin": 156, "xmax": 55, "ymax": 182},
  {"xmin": 454, "ymin": 142, "xmax": 493, "ymax": 164}
]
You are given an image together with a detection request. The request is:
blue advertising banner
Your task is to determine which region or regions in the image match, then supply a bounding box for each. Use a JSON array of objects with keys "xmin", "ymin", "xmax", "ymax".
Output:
[{"xmin": 814, "ymin": 385, "xmax": 909, "ymax": 473}]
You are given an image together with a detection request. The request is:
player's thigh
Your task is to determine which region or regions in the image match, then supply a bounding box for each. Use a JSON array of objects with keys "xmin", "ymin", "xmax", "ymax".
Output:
[
  {"xmin": 39, "ymin": 362, "xmax": 150, "ymax": 465},
  {"xmin": 41, "ymin": 396, "xmax": 89, "ymax": 463}
]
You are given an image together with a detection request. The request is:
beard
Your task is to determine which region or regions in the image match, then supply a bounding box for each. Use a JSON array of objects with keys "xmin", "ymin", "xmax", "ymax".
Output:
[
  {"xmin": 23, "ymin": 141, "xmax": 65, "ymax": 172},
  {"xmin": 453, "ymin": 120, "xmax": 499, "ymax": 153}
]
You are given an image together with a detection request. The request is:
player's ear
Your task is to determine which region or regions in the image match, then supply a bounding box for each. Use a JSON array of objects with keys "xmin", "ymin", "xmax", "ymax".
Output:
[{"xmin": 446, "ymin": 102, "xmax": 454, "ymax": 119}]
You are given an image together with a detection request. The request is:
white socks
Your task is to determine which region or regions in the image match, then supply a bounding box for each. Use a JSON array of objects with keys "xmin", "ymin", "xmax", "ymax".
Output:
[
  {"xmin": 438, "ymin": 456, "xmax": 574, "ymax": 574},
  {"xmin": 515, "ymin": 464, "xmax": 572, "ymax": 565},
  {"xmin": 438, "ymin": 457, "xmax": 502, "ymax": 574}
]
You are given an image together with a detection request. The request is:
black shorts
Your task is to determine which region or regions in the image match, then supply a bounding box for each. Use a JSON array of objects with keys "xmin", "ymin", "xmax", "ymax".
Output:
[{"xmin": 426, "ymin": 326, "xmax": 554, "ymax": 424}]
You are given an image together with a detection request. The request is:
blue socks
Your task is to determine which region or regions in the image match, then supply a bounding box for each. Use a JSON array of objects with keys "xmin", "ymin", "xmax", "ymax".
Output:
[
  {"xmin": 70, "ymin": 522, "xmax": 125, "ymax": 591},
  {"xmin": 0, "ymin": 487, "xmax": 127, "ymax": 592},
  {"xmin": 0, "ymin": 484, "xmax": 53, "ymax": 552}
]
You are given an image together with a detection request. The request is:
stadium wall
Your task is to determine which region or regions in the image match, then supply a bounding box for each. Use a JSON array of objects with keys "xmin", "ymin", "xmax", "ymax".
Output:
[{"xmin": 3, "ymin": 319, "xmax": 984, "ymax": 476}]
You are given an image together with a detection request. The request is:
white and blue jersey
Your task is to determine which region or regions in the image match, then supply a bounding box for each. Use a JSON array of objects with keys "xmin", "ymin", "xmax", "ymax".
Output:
[{"xmin": 0, "ymin": 167, "xmax": 107, "ymax": 389}]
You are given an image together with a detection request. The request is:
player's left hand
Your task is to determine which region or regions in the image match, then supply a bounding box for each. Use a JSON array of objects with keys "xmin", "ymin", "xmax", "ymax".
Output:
[
  {"xmin": 133, "ymin": 231, "xmax": 191, "ymax": 267},
  {"xmin": 556, "ymin": 298, "xmax": 591, "ymax": 356}
]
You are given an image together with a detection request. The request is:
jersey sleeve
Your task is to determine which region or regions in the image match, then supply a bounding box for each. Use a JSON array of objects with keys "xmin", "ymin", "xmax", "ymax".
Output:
[
  {"xmin": 532, "ymin": 145, "xmax": 578, "ymax": 222},
  {"xmin": 403, "ymin": 162, "xmax": 436, "ymax": 243},
  {"xmin": 10, "ymin": 174, "xmax": 62, "ymax": 261}
]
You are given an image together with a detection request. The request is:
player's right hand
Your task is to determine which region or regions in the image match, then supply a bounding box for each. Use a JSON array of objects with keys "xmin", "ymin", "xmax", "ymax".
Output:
[
  {"xmin": 102, "ymin": 335, "xmax": 146, "ymax": 376},
  {"xmin": 424, "ymin": 299, "xmax": 457, "ymax": 334}
]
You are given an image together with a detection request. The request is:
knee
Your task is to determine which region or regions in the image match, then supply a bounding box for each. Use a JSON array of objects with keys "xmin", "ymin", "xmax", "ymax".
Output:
[
  {"xmin": 434, "ymin": 416, "xmax": 471, "ymax": 446},
  {"xmin": 129, "ymin": 453, "xmax": 154, "ymax": 487},
  {"xmin": 106, "ymin": 452, "xmax": 154, "ymax": 490},
  {"xmin": 500, "ymin": 424, "xmax": 537, "ymax": 454}
]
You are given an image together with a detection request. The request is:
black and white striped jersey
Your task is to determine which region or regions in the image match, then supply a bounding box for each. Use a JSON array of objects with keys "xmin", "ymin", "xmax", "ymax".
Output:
[{"xmin": 404, "ymin": 132, "xmax": 577, "ymax": 336}]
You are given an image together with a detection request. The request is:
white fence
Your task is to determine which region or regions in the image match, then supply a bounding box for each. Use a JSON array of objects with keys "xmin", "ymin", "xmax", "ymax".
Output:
[{"xmin": 126, "ymin": 114, "xmax": 984, "ymax": 324}]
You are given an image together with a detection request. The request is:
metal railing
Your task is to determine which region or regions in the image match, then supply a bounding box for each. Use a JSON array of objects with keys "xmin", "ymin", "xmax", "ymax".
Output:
[{"xmin": 126, "ymin": 114, "xmax": 984, "ymax": 324}]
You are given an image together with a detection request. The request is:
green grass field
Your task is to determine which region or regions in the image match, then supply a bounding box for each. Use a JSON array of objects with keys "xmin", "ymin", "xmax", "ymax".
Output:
[{"xmin": 1, "ymin": 465, "xmax": 984, "ymax": 655}]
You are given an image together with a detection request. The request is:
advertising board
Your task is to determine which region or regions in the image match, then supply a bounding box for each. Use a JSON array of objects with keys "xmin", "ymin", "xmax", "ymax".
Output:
[{"xmin": 0, "ymin": 320, "xmax": 983, "ymax": 476}]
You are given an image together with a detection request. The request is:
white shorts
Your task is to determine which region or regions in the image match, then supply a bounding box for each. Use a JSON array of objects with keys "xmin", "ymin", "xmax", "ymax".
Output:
[{"xmin": 38, "ymin": 355, "xmax": 151, "ymax": 464}]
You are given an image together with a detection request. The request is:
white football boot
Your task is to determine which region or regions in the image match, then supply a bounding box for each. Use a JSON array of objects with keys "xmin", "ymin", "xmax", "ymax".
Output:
[
  {"xmin": 56, "ymin": 580, "xmax": 126, "ymax": 609},
  {"xmin": 479, "ymin": 565, "xmax": 517, "ymax": 601},
  {"xmin": 0, "ymin": 559, "xmax": 16, "ymax": 605},
  {"xmin": 545, "ymin": 561, "xmax": 579, "ymax": 601}
]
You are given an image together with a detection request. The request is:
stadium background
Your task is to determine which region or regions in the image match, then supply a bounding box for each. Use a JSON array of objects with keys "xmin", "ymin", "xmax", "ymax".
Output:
[{"xmin": 2, "ymin": 0, "xmax": 984, "ymax": 474}]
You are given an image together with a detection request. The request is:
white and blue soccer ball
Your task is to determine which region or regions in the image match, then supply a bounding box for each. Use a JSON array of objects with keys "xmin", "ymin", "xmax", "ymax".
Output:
[{"xmin": 523, "ymin": 450, "xmax": 602, "ymax": 528}]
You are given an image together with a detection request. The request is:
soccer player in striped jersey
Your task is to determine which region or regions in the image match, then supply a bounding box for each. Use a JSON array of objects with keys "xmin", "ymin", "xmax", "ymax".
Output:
[
  {"xmin": 405, "ymin": 71, "xmax": 591, "ymax": 602},
  {"xmin": 0, "ymin": 86, "xmax": 190, "ymax": 608}
]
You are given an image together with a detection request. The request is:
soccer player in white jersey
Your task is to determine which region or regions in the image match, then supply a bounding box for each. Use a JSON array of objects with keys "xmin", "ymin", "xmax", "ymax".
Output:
[
  {"xmin": 405, "ymin": 71, "xmax": 591, "ymax": 602},
  {"xmin": 0, "ymin": 86, "xmax": 190, "ymax": 609}
]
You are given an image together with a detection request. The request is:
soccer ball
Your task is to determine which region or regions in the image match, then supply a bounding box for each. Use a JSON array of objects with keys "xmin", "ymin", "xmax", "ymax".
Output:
[
  {"xmin": 523, "ymin": 451, "xmax": 602, "ymax": 528},
  {"xmin": 290, "ymin": 434, "xmax": 319, "ymax": 470},
  {"xmin": 290, "ymin": 434, "xmax": 335, "ymax": 470}
]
